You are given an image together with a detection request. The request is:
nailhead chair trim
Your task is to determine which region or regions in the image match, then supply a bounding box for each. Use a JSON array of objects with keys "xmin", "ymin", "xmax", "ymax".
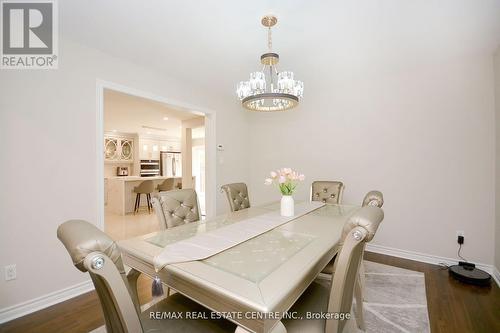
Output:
[
  {"xmin": 311, "ymin": 181, "xmax": 345, "ymax": 204},
  {"xmin": 220, "ymin": 182, "xmax": 251, "ymax": 212},
  {"xmin": 152, "ymin": 189, "xmax": 200, "ymax": 229}
]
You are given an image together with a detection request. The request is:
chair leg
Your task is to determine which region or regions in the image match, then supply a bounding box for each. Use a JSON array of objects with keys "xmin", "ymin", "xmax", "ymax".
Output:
[
  {"xmin": 147, "ymin": 193, "xmax": 152, "ymax": 213},
  {"xmin": 134, "ymin": 193, "xmax": 139, "ymax": 214},
  {"xmin": 354, "ymin": 274, "xmax": 366, "ymax": 331},
  {"xmin": 137, "ymin": 193, "xmax": 141, "ymax": 213}
]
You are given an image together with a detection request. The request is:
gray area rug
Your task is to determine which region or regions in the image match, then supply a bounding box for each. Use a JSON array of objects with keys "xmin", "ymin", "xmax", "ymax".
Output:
[
  {"xmin": 359, "ymin": 261, "xmax": 430, "ymax": 333},
  {"xmin": 90, "ymin": 261, "xmax": 430, "ymax": 333}
]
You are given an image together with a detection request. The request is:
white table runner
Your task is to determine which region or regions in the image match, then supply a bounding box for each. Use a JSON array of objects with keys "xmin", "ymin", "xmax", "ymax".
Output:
[{"xmin": 153, "ymin": 201, "xmax": 324, "ymax": 271}]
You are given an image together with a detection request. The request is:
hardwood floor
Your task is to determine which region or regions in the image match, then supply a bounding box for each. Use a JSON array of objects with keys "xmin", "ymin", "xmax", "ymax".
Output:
[
  {"xmin": 365, "ymin": 252, "xmax": 500, "ymax": 333},
  {"xmin": 0, "ymin": 273, "xmax": 153, "ymax": 333},
  {"xmin": 1, "ymin": 253, "xmax": 498, "ymax": 333}
]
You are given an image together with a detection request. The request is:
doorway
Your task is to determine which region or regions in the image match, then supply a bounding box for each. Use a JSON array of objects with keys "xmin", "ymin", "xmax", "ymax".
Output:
[{"xmin": 96, "ymin": 80, "xmax": 216, "ymax": 237}]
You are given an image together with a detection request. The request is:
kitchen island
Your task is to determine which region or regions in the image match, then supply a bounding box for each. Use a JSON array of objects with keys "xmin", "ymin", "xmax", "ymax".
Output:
[{"xmin": 106, "ymin": 176, "xmax": 179, "ymax": 215}]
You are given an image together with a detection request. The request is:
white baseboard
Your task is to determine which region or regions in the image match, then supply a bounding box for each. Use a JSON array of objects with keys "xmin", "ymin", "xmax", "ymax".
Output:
[
  {"xmin": 493, "ymin": 266, "xmax": 500, "ymax": 288},
  {"xmin": 366, "ymin": 243, "xmax": 500, "ymax": 287},
  {"xmin": 0, "ymin": 280, "xmax": 94, "ymax": 324}
]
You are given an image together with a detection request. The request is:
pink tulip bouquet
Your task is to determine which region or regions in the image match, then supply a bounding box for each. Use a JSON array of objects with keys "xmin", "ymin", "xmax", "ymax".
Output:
[{"xmin": 265, "ymin": 168, "xmax": 305, "ymax": 196}]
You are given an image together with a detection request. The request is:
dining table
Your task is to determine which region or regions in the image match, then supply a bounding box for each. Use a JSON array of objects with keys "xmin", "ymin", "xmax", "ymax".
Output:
[{"xmin": 118, "ymin": 201, "xmax": 360, "ymax": 333}]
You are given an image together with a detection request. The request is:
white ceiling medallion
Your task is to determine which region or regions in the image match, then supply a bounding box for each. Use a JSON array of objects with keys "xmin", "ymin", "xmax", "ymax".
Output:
[{"xmin": 236, "ymin": 15, "xmax": 304, "ymax": 112}]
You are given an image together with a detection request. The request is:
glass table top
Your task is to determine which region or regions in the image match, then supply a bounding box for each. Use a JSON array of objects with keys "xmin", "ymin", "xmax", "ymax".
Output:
[
  {"xmin": 309, "ymin": 203, "xmax": 359, "ymax": 217},
  {"xmin": 146, "ymin": 220, "xmax": 222, "ymax": 248},
  {"xmin": 145, "ymin": 203, "xmax": 358, "ymax": 283},
  {"xmin": 203, "ymin": 229, "xmax": 315, "ymax": 282},
  {"xmin": 146, "ymin": 213, "xmax": 259, "ymax": 248}
]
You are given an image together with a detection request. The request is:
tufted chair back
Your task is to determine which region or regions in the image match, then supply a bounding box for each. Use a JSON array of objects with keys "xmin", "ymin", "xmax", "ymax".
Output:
[
  {"xmin": 220, "ymin": 182, "xmax": 251, "ymax": 212},
  {"xmin": 326, "ymin": 206, "xmax": 384, "ymax": 333},
  {"xmin": 57, "ymin": 220, "xmax": 143, "ymax": 333},
  {"xmin": 362, "ymin": 190, "xmax": 384, "ymax": 208},
  {"xmin": 157, "ymin": 178, "xmax": 175, "ymax": 192},
  {"xmin": 151, "ymin": 189, "xmax": 200, "ymax": 229},
  {"xmin": 311, "ymin": 181, "xmax": 345, "ymax": 204}
]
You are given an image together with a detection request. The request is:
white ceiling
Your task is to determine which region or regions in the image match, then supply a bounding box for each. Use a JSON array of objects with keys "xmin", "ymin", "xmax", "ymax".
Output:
[
  {"xmin": 61, "ymin": 1, "xmax": 500, "ymax": 102},
  {"xmin": 104, "ymin": 89, "xmax": 205, "ymax": 139}
]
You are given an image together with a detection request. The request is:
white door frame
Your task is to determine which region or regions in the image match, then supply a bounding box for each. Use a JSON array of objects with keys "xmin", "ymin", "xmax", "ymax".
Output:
[{"xmin": 96, "ymin": 79, "xmax": 217, "ymax": 230}]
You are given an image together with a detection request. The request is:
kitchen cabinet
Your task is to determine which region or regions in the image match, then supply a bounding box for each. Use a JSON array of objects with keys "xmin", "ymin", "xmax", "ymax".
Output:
[
  {"xmin": 104, "ymin": 137, "xmax": 118, "ymax": 160},
  {"xmin": 160, "ymin": 140, "xmax": 181, "ymax": 152},
  {"xmin": 139, "ymin": 137, "xmax": 180, "ymax": 160},
  {"xmin": 104, "ymin": 135, "xmax": 134, "ymax": 163},
  {"xmin": 120, "ymin": 139, "xmax": 133, "ymax": 160},
  {"xmin": 139, "ymin": 138, "xmax": 158, "ymax": 160}
]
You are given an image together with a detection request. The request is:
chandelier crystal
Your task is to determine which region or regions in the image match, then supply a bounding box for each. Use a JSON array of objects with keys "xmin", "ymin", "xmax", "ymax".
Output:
[{"xmin": 236, "ymin": 15, "xmax": 304, "ymax": 112}]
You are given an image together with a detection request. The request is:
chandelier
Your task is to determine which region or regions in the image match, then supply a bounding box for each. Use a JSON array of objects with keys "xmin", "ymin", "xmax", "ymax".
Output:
[{"xmin": 236, "ymin": 15, "xmax": 304, "ymax": 112}]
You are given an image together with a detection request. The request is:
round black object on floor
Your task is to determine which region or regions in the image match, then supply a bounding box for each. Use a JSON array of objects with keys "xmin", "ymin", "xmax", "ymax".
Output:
[{"xmin": 449, "ymin": 265, "xmax": 491, "ymax": 286}]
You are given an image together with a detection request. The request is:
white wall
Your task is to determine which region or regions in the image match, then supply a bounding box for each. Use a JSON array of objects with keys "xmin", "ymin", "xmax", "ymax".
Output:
[
  {"xmin": 104, "ymin": 162, "xmax": 135, "ymax": 178},
  {"xmin": 248, "ymin": 51, "xmax": 496, "ymax": 265},
  {"xmin": 0, "ymin": 39, "xmax": 250, "ymax": 312},
  {"xmin": 193, "ymin": 138, "xmax": 205, "ymax": 147},
  {"xmin": 495, "ymin": 49, "xmax": 500, "ymax": 272}
]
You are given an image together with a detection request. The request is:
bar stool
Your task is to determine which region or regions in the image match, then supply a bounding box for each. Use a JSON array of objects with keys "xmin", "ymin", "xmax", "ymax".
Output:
[
  {"xmin": 157, "ymin": 178, "xmax": 174, "ymax": 192},
  {"xmin": 173, "ymin": 177, "xmax": 182, "ymax": 189},
  {"xmin": 133, "ymin": 180, "xmax": 154, "ymax": 214}
]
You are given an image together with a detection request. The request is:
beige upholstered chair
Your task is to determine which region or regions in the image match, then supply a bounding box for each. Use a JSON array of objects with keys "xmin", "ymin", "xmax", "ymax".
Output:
[
  {"xmin": 284, "ymin": 206, "xmax": 384, "ymax": 333},
  {"xmin": 173, "ymin": 177, "xmax": 182, "ymax": 189},
  {"xmin": 311, "ymin": 181, "xmax": 345, "ymax": 204},
  {"xmin": 133, "ymin": 180, "xmax": 155, "ymax": 214},
  {"xmin": 362, "ymin": 190, "xmax": 384, "ymax": 208},
  {"xmin": 320, "ymin": 190, "xmax": 384, "ymax": 330},
  {"xmin": 356, "ymin": 190, "xmax": 384, "ymax": 319},
  {"xmin": 151, "ymin": 189, "xmax": 200, "ymax": 230},
  {"xmin": 57, "ymin": 220, "xmax": 235, "ymax": 333},
  {"xmin": 157, "ymin": 178, "xmax": 175, "ymax": 192},
  {"xmin": 220, "ymin": 182, "xmax": 250, "ymax": 212}
]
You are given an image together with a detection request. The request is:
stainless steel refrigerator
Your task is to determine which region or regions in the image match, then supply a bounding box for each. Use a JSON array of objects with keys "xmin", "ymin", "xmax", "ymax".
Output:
[{"xmin": 160, "ymin": 151, "xmax": 182, "ymax": 177}]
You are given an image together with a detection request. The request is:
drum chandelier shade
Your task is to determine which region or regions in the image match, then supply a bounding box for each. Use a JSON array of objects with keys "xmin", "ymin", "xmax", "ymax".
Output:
[{"xmin": 236, "ymin": 15, "xmax": 304, "ymax": 112}]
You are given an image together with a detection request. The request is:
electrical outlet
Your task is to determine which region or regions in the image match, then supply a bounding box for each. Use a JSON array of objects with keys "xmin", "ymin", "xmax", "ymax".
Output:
[
  {"xmin": 5, "ymin": 264, "xmax": 16, "ymax": 281},
  {"xmin": 456, "ymin": 230, "xmax": 465, "ymax": 238}
]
